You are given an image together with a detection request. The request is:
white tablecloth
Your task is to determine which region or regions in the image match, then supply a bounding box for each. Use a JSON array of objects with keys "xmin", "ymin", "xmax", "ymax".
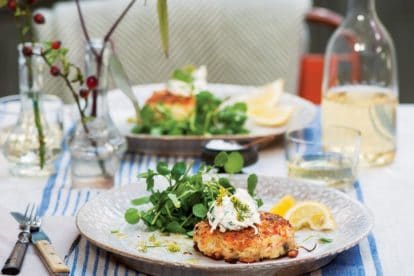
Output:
[{"xmin": 0, "ymin": 104, "xmax": 413, "ymax": 276}]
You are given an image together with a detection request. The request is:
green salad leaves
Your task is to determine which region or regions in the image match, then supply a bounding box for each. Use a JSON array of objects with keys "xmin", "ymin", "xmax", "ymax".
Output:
[
  {"xmin": 131, "ymin": 90, "xmax": 248, "ymax": 136},
  {"xmin": 124, "ymin": 152, "xmax": 261, "ymax": 236}
]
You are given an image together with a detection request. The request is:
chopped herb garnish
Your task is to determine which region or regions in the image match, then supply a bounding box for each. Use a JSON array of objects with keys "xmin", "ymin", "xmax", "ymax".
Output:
[
  {"xmin": 230, "ymin": 196, "xmax": 250, "ymax": 222},
  {"xmin": 166, "ymin": 242, "xmax": 180, "ymax": 253},
  {"xmin": 318, "ymin": 237, "xmax": 333, "ymax": 244},
  {"xmin": 302, "ymin": 235, "xmax": 333, "ymax": 245}
]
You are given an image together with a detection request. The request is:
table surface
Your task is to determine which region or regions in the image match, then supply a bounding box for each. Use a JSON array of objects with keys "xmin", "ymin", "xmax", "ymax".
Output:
[{"xmin": 0, "ymin": 104, "xmax": 412, "ymax": 276}]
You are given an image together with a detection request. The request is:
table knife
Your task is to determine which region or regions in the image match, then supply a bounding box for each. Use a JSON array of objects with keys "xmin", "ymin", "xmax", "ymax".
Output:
[{"xmin": 11, "ymin": 212, "xmax": 70, "ymax": 276}]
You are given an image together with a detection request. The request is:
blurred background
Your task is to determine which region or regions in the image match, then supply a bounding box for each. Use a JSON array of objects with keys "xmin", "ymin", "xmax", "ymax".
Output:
[{"xmin": 0, "ymin": 0, "xmax": 412, "ymax": 102}]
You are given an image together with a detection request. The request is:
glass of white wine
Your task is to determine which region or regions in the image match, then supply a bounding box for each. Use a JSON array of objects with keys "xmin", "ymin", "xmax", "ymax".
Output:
[{"xmin": 285, "ymin": 126, "xmax": 361, "ymax": 190}]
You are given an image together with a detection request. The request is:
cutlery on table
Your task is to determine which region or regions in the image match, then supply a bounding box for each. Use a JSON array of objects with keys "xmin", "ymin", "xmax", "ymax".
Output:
[
  {"xmin": 10, "ymin": 210, "xmax": 70, "ymax": 276},
  {"xmin": 1, "ymin": 204, "xmax": 35, "ymax": 275}
]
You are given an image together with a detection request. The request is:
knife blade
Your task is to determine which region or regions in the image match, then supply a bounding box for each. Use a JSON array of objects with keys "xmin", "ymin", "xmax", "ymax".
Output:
[{"xmin": 11, "ymin": 212, "xmax": 70, "ymax": 276}]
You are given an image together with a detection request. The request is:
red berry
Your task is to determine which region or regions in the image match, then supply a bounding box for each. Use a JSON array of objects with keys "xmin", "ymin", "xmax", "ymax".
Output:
[
  {"xmin": 33, "ymin": 13, "xmax": 45, "ymax": 24},
  {"xmin": 22, "ymin": 46, "xmax": 33, "ymax": 57},
  {"xmin": 51, "ymin": 41, "xmax": 61, "ymax": 50},
  {"xmin": 79, "ymin": 89, "xmax": 90, "ymax": 99},
  {"xmin": 86, "ymin": 76, "xmax": 98, "ymax": 90},
  {"xmin": 7, "ymin": 0, "xmax": 17, "ymax": 11},
  {"xmin": 50, "ymin": 66, "xmax": 61, "ymax": 77}
]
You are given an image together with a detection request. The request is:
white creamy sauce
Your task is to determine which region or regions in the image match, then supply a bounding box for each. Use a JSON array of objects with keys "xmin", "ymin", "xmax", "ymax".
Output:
[
  {"xmin": 207, "ymin": 188, "xmax": 261, "ymax": 234},
  {"xmin": 167, "ymin": 65, "xmax": 207, "ymax": 97},
  {"xmin": 205, "ymin": 139, "xmax": 244, "ymax": 151}
]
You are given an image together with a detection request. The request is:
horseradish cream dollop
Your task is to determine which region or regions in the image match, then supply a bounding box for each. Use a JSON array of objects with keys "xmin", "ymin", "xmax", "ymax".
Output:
[{"xmin": 207, "ymin": 188, "xmax": 261, "ymax": 234}]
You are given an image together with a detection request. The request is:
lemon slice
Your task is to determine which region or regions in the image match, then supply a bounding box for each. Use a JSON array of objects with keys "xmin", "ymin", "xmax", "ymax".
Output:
[
  {"xmin": 285, "ymin": 201, "xmax": 336, "ymax": 230},
  {"xmin": 249, "ymin": 106, "xmax": 293, "ymax": 127},
  {"xmin": 246, "ymin": 79, "xmax": 284, "ymax": 109},
  {"xmin": 269, "ymin": 195, "xmax": 296, "ymax": 217}
]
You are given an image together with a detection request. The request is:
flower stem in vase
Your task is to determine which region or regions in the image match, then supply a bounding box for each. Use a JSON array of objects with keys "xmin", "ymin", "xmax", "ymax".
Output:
[{"xmin": 25, "ymin": 55, "xmax": 46, "ymax": 169}]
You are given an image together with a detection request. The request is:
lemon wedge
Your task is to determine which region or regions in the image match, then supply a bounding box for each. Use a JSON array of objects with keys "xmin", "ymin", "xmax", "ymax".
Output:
[
  {"xmin": 246, "ymin": 79, "xmax": 284, "ymax": 109},
  {"xmin": 270, "ymin": 195, "xmax": 296, "ymax": 217},
  {"xmin": 249, "ymin": 106, "xmax": 293, "ymax": 127},
  {"xmin": 285, "ymin": 201, "xmax": 336, "ymax": 231}
]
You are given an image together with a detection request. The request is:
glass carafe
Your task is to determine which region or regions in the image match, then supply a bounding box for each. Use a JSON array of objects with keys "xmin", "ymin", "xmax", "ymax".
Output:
[
  {"xmin": 69, "ymin": 39, "xmax": 127, "ymax": 189},
  {"xmin": 321, "ymin": 0, "xmax": 398, "ymax": 167},
  {"xmin": 3, "ymin": 43, "xmax": 62, "ymax": 176}
]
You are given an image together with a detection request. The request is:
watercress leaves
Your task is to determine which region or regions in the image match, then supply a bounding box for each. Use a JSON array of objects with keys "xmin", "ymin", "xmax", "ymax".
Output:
[
  {"xmin": 156, "ymin": 161, "xmax": 170, "ymax": 175},
  {"xmin": 192, "ymin": 203, "xmax": 208, "ymax": 218},
  {"xmin": 167, "ymin": 193, "xmax": 181, "ymax": 208},
  {"xmin": 131, "ymin": 196, "xmax": 150, "ymax": 206},
  {"xmin": 166, "ymin": 221, "xmax": 186, "ymax": 234},
  {"xmin": 171, "ymin": 162, "xmax": 186, "ymax": 180},
  {"xmin": 224, "ymin": 152, "xmax": 244, "ymax": 174},
  {"xmin": 125, "ymin": 153, "xmax": 261, "ymax": 234},
  {"xmin": 214, "ymin": 151, "xmax": 244, "ymax": 174},
  {"xmin": 125, "ymin": 208, "xmax": 140, "ymax": 224},
  {"xmin": 214, "ymin": 152, "xmax": 228, "ymax": 167},
  {"xmin": 247, "ymin": 174, "xmax": 258, "ymax": 196}
]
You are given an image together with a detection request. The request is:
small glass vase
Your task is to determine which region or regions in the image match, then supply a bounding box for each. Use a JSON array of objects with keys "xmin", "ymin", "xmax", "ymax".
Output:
[
  {"xmin": 3, "ymin": 43, "xmax": 63, "ymax": 176},
  {"xmin": 321, "ymin": 0, "xmax": 398, "ymax": 167},
  {"xmin": 69, "ymin": 39, "xmax": 127, "ymax": 189}
]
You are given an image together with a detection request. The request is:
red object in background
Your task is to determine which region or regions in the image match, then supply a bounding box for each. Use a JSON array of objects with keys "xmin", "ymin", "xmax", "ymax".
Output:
[
  {"xmin": 299, "ymin": 54, "xmax": 324, "ymax": 104},
  {"xmin": 299, "ymin": 8, "xmax": 343, "ymax": 105}
]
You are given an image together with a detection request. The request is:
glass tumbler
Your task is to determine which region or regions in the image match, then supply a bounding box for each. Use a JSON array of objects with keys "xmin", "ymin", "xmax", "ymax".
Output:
[{"xmin": 285, "ymin": 126, "xmax": 361, "ymax": 190}]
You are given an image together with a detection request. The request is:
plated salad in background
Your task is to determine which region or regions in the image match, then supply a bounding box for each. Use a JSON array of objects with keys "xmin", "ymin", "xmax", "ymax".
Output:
[{"xmin": 129, "ymin": 65, "xmax": 293, "ymax": 136}]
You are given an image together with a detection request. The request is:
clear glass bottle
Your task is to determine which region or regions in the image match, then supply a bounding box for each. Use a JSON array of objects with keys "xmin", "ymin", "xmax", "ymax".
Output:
[
  {"xmin": 3, "ymin": 43, "xmax": 62, "ymax": 176},
  {"xmin": 321, "ymin": 0, "xmax": 398, "ymax": 167},
  {"xmin": 69, "ymin": 39, "xmax": 127, "ymax": 189}
]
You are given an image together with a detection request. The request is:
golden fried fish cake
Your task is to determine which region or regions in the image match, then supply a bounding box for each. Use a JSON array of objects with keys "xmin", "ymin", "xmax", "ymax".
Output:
[
  {"xmin": 193, "ymin": 212, "xmax": 296, "ymax": 263},
  {"xmin": 146, "ymin": 90, "xmax": 195, "ymax": 120}
]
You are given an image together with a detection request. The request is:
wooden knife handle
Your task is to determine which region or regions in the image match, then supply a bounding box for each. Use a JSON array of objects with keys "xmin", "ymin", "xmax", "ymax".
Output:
[
  {"xmin": 34, "ymin": 240, "xmax": 70, "ymax": 274},
  {"xmin": 1, "ymin": 239, "xmax": 29, "ymax": 275}
]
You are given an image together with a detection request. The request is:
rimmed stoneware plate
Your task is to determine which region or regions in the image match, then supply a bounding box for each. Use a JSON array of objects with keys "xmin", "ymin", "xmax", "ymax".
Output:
[
  {"xmin": 76, "ymin": 175, "xmax": 373, "ymax": 276},
  {"xmin": 108, "ymin": 84, "xmax": 316, "ymax": 156}
]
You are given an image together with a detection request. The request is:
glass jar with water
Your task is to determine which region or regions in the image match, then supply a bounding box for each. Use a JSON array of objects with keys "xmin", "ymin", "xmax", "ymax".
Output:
[{"xmin": 321, "ymin": 0, "xmax": 398, "ymax": 167}]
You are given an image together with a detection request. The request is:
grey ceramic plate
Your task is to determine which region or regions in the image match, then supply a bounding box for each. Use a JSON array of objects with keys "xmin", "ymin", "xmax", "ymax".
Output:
[
  {"xmin": 108, "ymin": 84, "xmax": 316, "ymax": 156},
  {"xmin": 76, "ymin": 175, "xmax": 373, "ymax": 276}
]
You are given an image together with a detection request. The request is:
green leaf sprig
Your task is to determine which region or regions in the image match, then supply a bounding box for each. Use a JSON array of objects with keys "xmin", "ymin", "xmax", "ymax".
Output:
[{"xmin": 124, "ymin": 152, "xmax": 261, "ymax": 236}]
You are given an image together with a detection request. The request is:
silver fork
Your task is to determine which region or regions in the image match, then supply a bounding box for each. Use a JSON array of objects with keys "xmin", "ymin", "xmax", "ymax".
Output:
[{"xmin": 1, "ymin": 203, "xmax": 36, "ymax": 275}]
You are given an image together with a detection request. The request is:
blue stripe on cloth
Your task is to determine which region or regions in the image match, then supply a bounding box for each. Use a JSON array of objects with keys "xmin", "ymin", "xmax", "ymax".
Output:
[
  {"xmin": 322, "ymin": 245, "xmax": 366, "ymax": 276},
  {"xmin": 39, "ymin": 124, "xmax": 74, "ymax": 216},
  {"xmin": 103, "ymin": 252, "xmax": 110, "ymax": 275},
  {"xmin": 114, "ymin": 262, "xmax": 120, "ymax": 276},
  {"xmin": 128, "ymin": 154, "xmax": 137, "ymax": 185},
  {"xmin": 354, "ymin": 181, "xmax": 384, "ymax": 276},
  {"xmin": 191, "ymin": 158, "xmax": 201, "ymax": 174},
  {"xmin": 39, "ymin": 171, "xmax": 59, "ymax": 216},
  {"xmin": 71, "ymin": 191, "xmax": 82, "ymax": 216},
  {"xmin": 136, "ymin": 155, "xmax": 144, "ymax": 174},
  {"xmin": 51, "ymin": 160, "xmax": 71, "ymax": 215},
  {"xmin": 61, "ymin": 187, "xmax": 73, "ymax": 215},
  {"xmin": 70, "ymin": 238, "xmax": 81, "ymax": 276},
  {"xmin": 81, "ymin": 241, "xmax": 91, "ymax": 276},
  {"xmin": 92, "ymin": 247, "xmax": 101, "ymax": 275}
]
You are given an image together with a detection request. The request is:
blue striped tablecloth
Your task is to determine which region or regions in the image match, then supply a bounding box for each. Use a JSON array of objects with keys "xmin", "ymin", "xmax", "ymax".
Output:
[{"xmin": 35, "ymin": 132, "xmax": 383, "ymax": 276}]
